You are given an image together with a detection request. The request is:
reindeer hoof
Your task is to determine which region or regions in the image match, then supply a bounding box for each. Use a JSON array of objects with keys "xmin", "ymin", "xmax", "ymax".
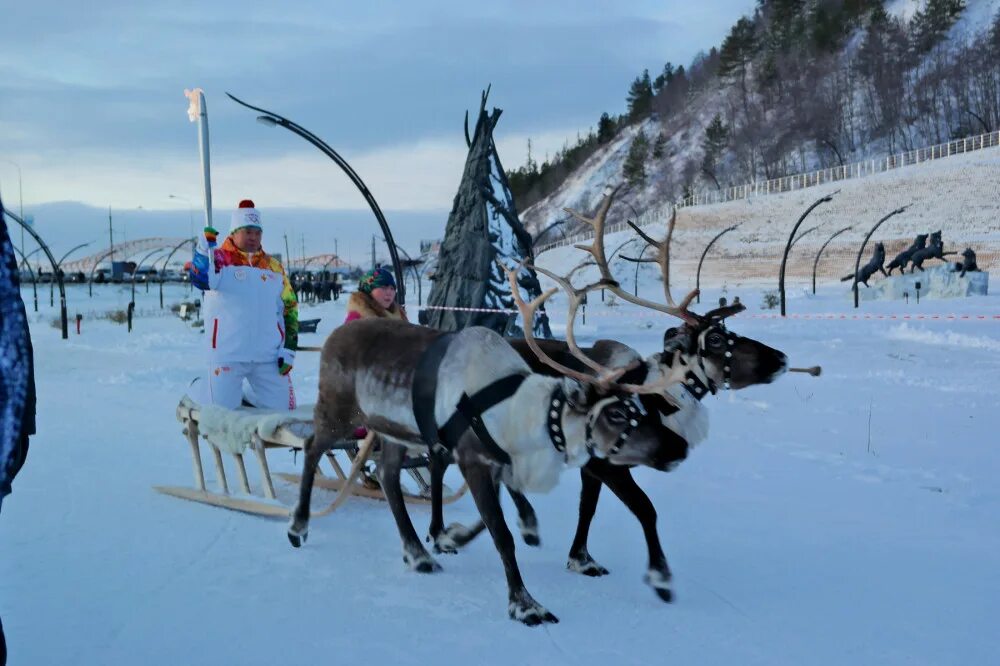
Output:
[
  {"xmin": 517, "ymin": 517, "xmax": 541, "ymax": 547},
  {"xmin": 404, "ymin": 551, "xmax": 442, "ymax": 573},
  {"xmin": 644, "ymin": 568, "xmax": 673, "ymax": 603},
  {"xmin": 518, "ymin": 524, "xmax": 541, "ymax": 547},
  {"xmin": 287, "ymin": 523, "xmax": 308, "ymax": 548},
  {"xmin": 567, "ymin": 553, "xmax": 609, "ymax": 577},
  {"xmin": 508, "ymin": 598, "xmax": 559, "ymax": 626},
  {"xmin": 442, "ymin": 522, "xmax": 478, "ymax": 548},
  {"xmin": 431, "ymin": 533, "xmax": 460, "ymax": 555}
]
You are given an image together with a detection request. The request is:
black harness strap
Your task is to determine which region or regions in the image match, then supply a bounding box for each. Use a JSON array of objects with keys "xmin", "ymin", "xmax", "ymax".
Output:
[
  {"xmin": 411, "ymin": 332, "xmax": 527, "ymax": 466},
  {"xmin": 439, "ymin": 375, "xmax": 527, "ymax": 466},
  {"xmin": 412, "ymin": 332, "xmax": 457, "ymax": 450}
]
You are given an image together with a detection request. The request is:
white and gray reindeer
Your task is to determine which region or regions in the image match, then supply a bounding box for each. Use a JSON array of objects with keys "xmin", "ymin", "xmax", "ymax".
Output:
[{"xmin": 287, "ymin": 273, "xmax": 696, "ymax": 625}]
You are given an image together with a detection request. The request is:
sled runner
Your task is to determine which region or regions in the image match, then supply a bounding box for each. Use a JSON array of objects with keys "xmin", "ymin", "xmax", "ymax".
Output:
[{"xmin": 154, "ymin": 395, "xmax": 468, "ymax": 518}]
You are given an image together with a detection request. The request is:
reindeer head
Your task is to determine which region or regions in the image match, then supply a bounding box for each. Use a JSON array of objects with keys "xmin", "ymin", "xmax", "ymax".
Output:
[
  {"xmin": 658, "ymin": 305, "xmax": 787, "ymax": 395},
  {"xmin": 557, "ymin": 378, "xmax": 645, "ymax": 462},
  {"xmin": 564, "ymin": 186, "xmax": 787, "ymax": 395},
  {"xmin": 502, "ymin": 263, "xmax": 676, "ymax": 470}
]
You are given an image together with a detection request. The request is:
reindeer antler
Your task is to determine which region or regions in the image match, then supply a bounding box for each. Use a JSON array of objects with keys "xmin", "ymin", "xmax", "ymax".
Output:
[
  {"xmin": 627, "ymin": 204, "xmax": 678, "ymax": 307},
  {"xmin": 527, "ymin": 264, "xmax": 620, "ymax": 377},
  {"xmin": 504, "ymin": 261, "xmax": 680, "ymax": 399},
  {"xmin": 502, "ymin": 262, "xmax": 627, "ymax": 387},
  {"xmin": 566, "ymin": 187, "xmax": 700, "ymax": 325}
]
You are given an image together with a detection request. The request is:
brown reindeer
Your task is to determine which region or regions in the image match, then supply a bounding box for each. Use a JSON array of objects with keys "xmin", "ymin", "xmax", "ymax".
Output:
[
  {"xmin": 287, "ymin": 278, "xmax": 694, "ymax": 625},
  {"xmin": 426, "ymin": 190, "xmax": 788, "ymax": 602}
]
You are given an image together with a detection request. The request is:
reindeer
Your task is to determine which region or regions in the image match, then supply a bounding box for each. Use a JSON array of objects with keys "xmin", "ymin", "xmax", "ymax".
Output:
[
  {"xmin": 287, "ymin": 287, "xmax": 691, "ymax": 625},
  {"xmin": 425, "ymin": 193, "xmax": 789, "ymax": 602}
]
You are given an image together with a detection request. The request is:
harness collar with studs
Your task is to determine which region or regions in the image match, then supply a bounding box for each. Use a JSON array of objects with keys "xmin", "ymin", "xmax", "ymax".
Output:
[
  {"xmin": 684, "ymin": 322, "xmax": 737, "ymax": 396},
  {"xmin": 547, "ymin": 386, "xmax": 643, "ymax": 460}
]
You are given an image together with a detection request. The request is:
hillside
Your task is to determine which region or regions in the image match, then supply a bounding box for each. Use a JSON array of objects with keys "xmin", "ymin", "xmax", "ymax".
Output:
[
  {"xmin": 520, "ymin": 0, "xmax": 1000, "ymax": 242},
  {"xmin": 535, "ymin": 143, "xmax": 1000, "ymax": 292}
]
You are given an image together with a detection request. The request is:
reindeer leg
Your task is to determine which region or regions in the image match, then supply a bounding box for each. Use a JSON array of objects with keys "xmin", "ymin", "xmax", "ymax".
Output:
[
  {"xmin": 566, "ymin": 465, "xmax": 609, "ymax": 577},
  {"xmin": 505, "ymin": 486, "xmax": 541, "ymax": 547},
  {"xmin": 433, "ymin": 481, "xmax": 536, "ymax": 551},
  {"xmin": 458, "ymin": 454, "xmax": 557, "ymax": 626},
  {"xmin": 288, "ymin": 432, "xmax": 336, "ymax": 547},
  {"xmin": 379, "ymin": 440, "xmax": 440, "ymax": 573},
  {"xmin": 427, "ymin": 448, "xmax": 460, "ymax": 555},
  {"xmin": 594, "ymin": 461, "xmax": 673, "ymax": 603}
]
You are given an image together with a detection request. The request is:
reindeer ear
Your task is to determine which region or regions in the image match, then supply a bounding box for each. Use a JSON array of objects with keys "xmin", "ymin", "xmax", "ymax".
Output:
[
  {"xmin": 562, "ymin": 378, "xmax": 594, "ymax": 413},
  {"xmin": 663, "ymin": 328, "xmax": 692, "ymax": 356}
]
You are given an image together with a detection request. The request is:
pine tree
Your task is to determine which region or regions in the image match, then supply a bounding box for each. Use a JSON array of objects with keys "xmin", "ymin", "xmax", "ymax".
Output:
[
  {"xmin": 701, "ymin": 114, "xmax": 729, "ymax": 184},
  {"xmin": 653, "ymin": 62, "xmax": 674, "ymax": 93},
  {"xmin": 652, "ymin": 133, "xmax": 667, "ymax": 159},
  {"xmin": 597, "ymin": 112, "xmax": 616, "ymax": 144},
  {"xmin": 626, "ymin": 69, "xmax": 654, "ymax": 120},
  {"xmin": 719, "ymin": 17, "xmax": 757, "ymax": 79},
  {"xmin": 623, "ymin": 130, "xmax": 650, "ymax": 187},
  {"xmin": 911, "ymin": 0, "xmax": 966, "ymax": 53}
]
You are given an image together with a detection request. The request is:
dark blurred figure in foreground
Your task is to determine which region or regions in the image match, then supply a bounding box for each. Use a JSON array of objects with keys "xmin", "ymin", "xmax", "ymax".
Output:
[{"xmin": 1, "ymin": 194, "xmax": 36, "ymax": 665}]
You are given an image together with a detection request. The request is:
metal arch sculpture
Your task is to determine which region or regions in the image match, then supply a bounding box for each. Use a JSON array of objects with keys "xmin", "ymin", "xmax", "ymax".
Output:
[
  {"xmin": 157, "ymin": 237, "xmax": 195, "ymax": 309},
  {"xmin": 812, "ymin": 226, "xmax": 853, "ymax": 294},
  {"xmin": 391, "ymin": 243, "xmax": 425, "ymax": 306},
  {"xmin": 130, "ymin": 247, "xmax": 166, "ymax": 305},
  {"xmin": 227, "ymin": 93, "xmax": 406, "ymax": 305},
  {"xmin": 11, "ymin": 244, "xmax": 39, "ymax": 312},
  {"xmin": 52, "ymin": 242, "xmax": 91, "ymax": 307},
  {"xmin": 63, "ymin": 238, "xmax": 186, "ymax": 274},
  {"xmin": 779, "ymin": 191, "xmax": 837, "ymax": 316},
  {"xmin": 696, "ymin": 224, "xmax": 741, "ymax": 304},
  {"xmin": 4, "ymin": 208, "xmax": 69, "ymax": 338},
  {"xmin": 87, "ymin": 247, "xmax": 116, "ymax": 297},
  {"xmin": 852, "ymin": 206, "xmax": 910, "ymax": 309}
]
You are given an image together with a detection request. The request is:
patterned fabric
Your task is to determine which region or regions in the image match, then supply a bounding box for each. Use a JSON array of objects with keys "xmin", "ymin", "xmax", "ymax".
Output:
[
  {"xmin": 189, "ymin": 235, "xmax": 299, "ymax": 354},
  {"xmin": 344, "ymin": 291, "xmax": 407, "ymax": 324},
  {"xmin": 358, "ymin": 266, "xmax": 396, "ymax": 294},
  {"xmin": 0, "ymin": 197, "xmax": 35, "ymax": 507}
]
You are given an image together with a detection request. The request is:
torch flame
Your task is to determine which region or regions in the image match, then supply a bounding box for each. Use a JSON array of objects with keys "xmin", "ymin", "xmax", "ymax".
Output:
[{"xmin": 184, "ymin": 88, "xmax": 204, "ymax": 122}]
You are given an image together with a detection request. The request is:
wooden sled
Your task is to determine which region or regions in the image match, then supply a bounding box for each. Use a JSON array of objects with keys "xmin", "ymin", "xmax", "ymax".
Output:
[{"xmin": 155, "ymin": 396, "xmax": 468, "ymax": 518}]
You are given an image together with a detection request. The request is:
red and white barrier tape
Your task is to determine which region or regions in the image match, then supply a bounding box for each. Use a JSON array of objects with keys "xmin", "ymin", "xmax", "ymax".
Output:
[{"xmin": 416, "ymin": 304, "xmax": 999, "ymax": 321}]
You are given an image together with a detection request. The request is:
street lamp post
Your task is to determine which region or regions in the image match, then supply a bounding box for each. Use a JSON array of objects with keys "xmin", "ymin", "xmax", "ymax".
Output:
[
  {"xmin": 169, "ymin": 194, "xmax": 196, "ymax": 240},
  {"xmin": 228, "ymin": 92, "xmax": 406, "ymax": 305}
]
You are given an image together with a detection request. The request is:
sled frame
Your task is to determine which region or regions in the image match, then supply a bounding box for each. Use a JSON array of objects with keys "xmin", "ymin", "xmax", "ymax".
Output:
[{"xmin": 155, "ymin": 398, "xmax": 467, "ymax": 518}]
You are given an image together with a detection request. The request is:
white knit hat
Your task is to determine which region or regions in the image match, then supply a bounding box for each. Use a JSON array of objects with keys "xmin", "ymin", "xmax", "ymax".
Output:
[{"xmin": 230, "ymin": 199, "xmax": 263, "ymax": 235}]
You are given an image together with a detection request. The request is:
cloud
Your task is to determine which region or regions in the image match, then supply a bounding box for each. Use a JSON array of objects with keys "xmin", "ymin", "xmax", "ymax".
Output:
[
  {"xmin": 8, "ymin": 123, "xmax": 591, "ymax": 210},
  {"xmin": 1, "ymin": 1, "xmax": 755, "ymax": 207}
]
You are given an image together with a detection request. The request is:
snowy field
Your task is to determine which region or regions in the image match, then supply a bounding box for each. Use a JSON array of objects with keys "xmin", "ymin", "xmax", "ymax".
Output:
[{"xmin": 2, "ymin": 280, "xmax": 999, "ymax": 665}]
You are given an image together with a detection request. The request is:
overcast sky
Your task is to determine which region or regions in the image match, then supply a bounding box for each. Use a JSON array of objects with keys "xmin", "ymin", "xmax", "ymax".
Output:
[{"xmin": 1, "ymin": 1, "xmax": 753, "ymax": 255}]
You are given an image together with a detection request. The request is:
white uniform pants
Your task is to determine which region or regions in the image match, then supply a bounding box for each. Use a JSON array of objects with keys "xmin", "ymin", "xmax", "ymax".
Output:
[{"xmin": 204, "ymin": 361, "xmax": 297, "ymax": 411}]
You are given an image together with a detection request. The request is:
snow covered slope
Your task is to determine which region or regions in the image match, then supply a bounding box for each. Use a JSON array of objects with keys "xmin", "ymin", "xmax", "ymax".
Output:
[
  {"xmin": 1, "ymin": 281, "xmax": 999, "ymax": 665},
  {"xmin": 536, "ymin": 144, "xmax": 1000, "ymax": 292}
]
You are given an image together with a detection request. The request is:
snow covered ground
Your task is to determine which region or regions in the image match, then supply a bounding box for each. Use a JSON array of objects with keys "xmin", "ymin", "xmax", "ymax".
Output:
[{"xmin": 2, "ymin": 281, "xmax": 999, "ymax": 665}]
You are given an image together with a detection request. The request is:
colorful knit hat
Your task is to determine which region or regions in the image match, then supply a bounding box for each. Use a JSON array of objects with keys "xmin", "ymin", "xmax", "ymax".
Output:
[
  {"xmin": 229, "ymin": 199, "xmax": 263, "ymax": 235},
  {"xmin": 358, "ymin": 267, "xmax": 396, "ymax": 294}
]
